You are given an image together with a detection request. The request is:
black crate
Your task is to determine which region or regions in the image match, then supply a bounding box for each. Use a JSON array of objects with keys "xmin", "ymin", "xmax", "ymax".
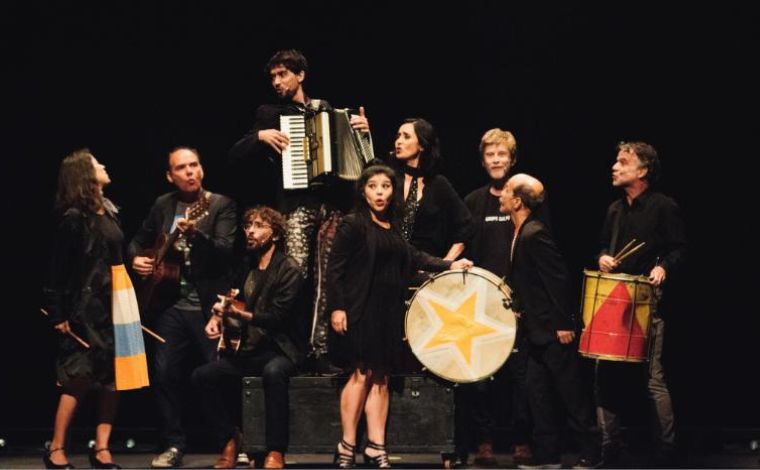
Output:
[{"xmin": 242, "ymin": 375, "xmax": 454, "ymax": 454}]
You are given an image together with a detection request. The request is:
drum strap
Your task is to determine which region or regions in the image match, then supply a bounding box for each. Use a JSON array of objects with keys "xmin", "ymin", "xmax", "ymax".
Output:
[{"xmin": 609, "ymin": 205, "xmax": 623, "ymax": 255}]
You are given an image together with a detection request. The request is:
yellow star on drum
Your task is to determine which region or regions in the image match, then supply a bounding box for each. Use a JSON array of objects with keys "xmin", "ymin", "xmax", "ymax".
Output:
[
  {"xmin": 406, "ymin": 268, "xmax": 517, "ymax": 383},
  {"xmin": 422, "ymin": 292, "xmax": 499, "ymax": 365}
]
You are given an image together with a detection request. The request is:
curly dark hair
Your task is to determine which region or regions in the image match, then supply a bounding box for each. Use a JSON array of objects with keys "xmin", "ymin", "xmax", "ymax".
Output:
[
  {"xmin": 243, "ymin": 205, "xmax": 288, "ymax": 248},
  {"xmin": 54, "ymin": 149, "xmax": 103, "ymax": 214},
  {"xmin": 266, "ymin": 49, "xmax": 308, "ymax": 75}
]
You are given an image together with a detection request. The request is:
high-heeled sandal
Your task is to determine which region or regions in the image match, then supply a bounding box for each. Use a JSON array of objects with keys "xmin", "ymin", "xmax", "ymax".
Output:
[
  {"xmin": 333, "ymin": 439, "xmax": 356, "ymax": 468},
  {"xmin": 363, "ymin": 441, "xmax": 391, "ymax": 468},
  {"xmin": 42, "ymin": 447, "xmax": 75, "ymax": 469},
  {"xmin": 88, "ymin": 448, "xmax": 121, "ymax": 469}
]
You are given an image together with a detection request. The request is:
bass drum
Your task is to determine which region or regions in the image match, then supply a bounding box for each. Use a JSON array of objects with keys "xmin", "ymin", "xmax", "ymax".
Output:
[{"xmin": 404, "ymin": 267, "xmax": 517, "ymax": 383}]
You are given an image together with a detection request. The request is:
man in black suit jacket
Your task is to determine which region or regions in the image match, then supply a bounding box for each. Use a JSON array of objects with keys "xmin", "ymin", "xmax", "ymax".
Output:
[
  {"xmin": 501, "ymin": 174, "xmax": 600, "ymax": 469},
  {"xmin": 129, "ymin": 147, "xmax": 237, "ymax": 468}
]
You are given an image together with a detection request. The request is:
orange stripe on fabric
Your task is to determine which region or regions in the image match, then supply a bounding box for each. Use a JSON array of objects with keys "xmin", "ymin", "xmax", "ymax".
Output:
[
  {"xmin": 111, "ymin": 264, "xmax": 134, "ymax": 291},
  {"xmin": 114, "ymin": 354, "xmax": 150, "ymax": 391}
]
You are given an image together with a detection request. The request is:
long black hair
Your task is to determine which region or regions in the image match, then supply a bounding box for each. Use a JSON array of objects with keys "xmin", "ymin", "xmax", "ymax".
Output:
[
  {"xmin": 393, "ymin": 117, "xmax": 441, "ymax": 176},
  {"xmin": 54, "ymin": 149, "xmax": 103, "ymax": 215}
]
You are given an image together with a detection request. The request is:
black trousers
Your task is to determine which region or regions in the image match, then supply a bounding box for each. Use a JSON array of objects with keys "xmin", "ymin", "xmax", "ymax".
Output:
[
  {"xmin": 151, "ymin": 307, "xmax": 216, "ymax": 451},
  {"xmin": 192, "ymin": 348, "xmax": 296, "ymax": 452},
  {"xmin": 455, "ymin": 335, "xmax": 532, "ymax": 453},
  {"xmin": 526, "ymin": 341, "xmax": 600, "ymax": 464}
]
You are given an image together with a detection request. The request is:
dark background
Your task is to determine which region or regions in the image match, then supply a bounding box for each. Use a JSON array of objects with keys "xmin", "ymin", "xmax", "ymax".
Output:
[{"xmin": 3, "ymin": 1, "xmax": 758, "ymax": 448}]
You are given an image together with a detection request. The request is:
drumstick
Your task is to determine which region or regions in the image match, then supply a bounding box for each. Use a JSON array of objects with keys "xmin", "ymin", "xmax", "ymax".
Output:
[
  {"xmin": 39, "ymin": 308, "xmax": 91, "ymax": 349},
  {"xmin": 615, "ymin": 241, "xmax": 646, "ymax": 263},
  {"xmin": 142, "ymin": 325, "xmax": 166, "ymax": 343},
  {"xmin": 613, "ymin": 239, "xmax": 637, "ymax": 261}
]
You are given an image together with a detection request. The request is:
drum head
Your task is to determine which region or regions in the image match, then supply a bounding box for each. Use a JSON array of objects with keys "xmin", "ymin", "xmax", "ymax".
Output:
[{"xmin": 405, "ymin": 267, "xmax": 517, "ymax": 383}]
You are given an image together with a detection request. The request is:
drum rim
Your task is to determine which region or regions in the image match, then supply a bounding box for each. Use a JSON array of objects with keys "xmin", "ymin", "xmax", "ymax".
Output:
[
  {"xmin": 405, "ymin": 267, "xmax": 516, "ymax": 384},
  {"xmin": 579, "ymin": 351, "xmax": 649, "ymax": 363},
  {"xmin": 583, "ymin": 269, "xmax": 650, "ymax": 283}
]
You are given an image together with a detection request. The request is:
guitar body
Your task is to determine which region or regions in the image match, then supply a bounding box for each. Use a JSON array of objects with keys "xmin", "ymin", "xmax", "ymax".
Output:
[
  {"xmin": 218, "ymin": 293, "xmax": 265, "ymax": 355},
  {"xmin": 136, "ymin": 233, "xmax": 182, "ymax": 321},
  {"xmin": 136, "ymin": 192, "xmax": 211, "ymax": 323}
]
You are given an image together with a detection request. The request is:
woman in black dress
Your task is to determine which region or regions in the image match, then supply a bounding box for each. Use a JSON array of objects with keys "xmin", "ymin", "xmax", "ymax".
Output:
[
  {"xmin": 392, "ymin": 118, "xmax": 474, "ymax": 261},
  {"xmin": 327, "ymin": 164, "xmax": 472, "ymax": 468},
  {"xmin": 43, "ymin": 150, "xmax": 146, "ymax": 469}
]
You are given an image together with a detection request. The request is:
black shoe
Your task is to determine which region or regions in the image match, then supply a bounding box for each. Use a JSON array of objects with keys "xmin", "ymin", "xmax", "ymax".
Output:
[
  {"xmin": 649, "ymin": 448, "xmax": 677, "ymax": 468},
  {"xmin": 363, "ymin": 441, "xmax": 391, "ymax": 468},
  {"xmin": 43, "ymin": 448, "xmax": 75, "ymax": 469},
  {"xmin": 333, "ymin": 439, "xmax": 356, "ymax": 469},
  {"xmin": 601, "ymin": 442, "xmax": 622, "ymax": 466},
  {"xmin": 517, "ymin": 461, "xmax": 561, "ymax": 469},
  {"xmin": 89, "ymin": 448, "xmax": 122, "ymax": 469},
  {"xmin": 573, "ymin": 456, "xmax": 603, "ymax": 469},
  {"xmin": 314, "ymin": 356, "xmax": 342, "ymax": 377}
]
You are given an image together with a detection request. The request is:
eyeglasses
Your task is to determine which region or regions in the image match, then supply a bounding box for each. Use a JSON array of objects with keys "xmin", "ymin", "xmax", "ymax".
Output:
[{"xmin": 243, "ymin": 221, "xmax": 272, "ymax": 230}]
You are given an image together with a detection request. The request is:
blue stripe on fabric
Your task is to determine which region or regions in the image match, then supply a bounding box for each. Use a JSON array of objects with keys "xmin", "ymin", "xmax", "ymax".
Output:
[{"xmin": 114, "ymin": 321, "xmax": 146, "ymax": 357}]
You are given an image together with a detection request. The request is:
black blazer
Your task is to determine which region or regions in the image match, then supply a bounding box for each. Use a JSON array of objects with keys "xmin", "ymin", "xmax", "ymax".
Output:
[
  {"xmin": 508, "ymin": 214, "xmax": 574, "ymax": 345},
  {"xmin": 127, "ymin": 191, "xmax": 237, "ymax": 318},
  {"xmin": 326, "ymin": 210, "xmax": 451, "ymax": 326},
  {"xmin": 229, "ymin": 250, "xmax": 307, "ymax": 366}
]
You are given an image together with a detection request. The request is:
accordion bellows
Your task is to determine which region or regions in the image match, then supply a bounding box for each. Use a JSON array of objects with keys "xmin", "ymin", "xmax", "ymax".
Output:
[{"xmin": 281, "ymin": 108, "xmax": 374, "ymax": 190}]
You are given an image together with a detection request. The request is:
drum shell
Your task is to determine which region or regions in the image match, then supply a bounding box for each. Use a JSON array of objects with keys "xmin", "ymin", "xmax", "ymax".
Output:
[{"xmin": 578, "ymin": 270, "xmax": 654, "ymax": 362}]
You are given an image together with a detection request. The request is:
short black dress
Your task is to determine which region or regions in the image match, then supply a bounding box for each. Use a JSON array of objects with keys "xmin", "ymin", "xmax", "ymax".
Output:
[{"xmin": 342, "ymin": 223, "xmax": 408, "ymax": 372}]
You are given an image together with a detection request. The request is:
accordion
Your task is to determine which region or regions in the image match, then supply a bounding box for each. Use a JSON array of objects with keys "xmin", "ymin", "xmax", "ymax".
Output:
[{"xmin": 280, "ymin": 108, "xmax": 375, "ymax": 190}]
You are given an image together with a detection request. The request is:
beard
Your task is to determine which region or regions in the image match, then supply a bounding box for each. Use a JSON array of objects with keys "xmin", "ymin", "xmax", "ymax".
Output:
[
  {"xmin": 490, "ymin": 173, "xmax": 509, "ymax": 190},
  {"xmin": 277, "ymin": 88, "xmax": 296, "ymax": 102},
  {"xmin": 247, "ymin": 236, "xmax": 275, "ymax": 255}
]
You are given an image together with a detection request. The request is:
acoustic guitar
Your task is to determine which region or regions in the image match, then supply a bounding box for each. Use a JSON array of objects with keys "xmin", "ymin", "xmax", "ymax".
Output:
[
  {"xmin": 137, "ymin": 192, "xmax": 211, "ymax": 319},
  {"xmin": 216, "ymin": 287, "xmax": 265, "ymax": 356}
]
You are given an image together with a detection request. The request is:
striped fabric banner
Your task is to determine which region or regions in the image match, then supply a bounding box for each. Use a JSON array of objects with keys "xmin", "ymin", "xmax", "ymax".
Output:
[{"xmin": 111, "ymin": 264, "xmax": 150, "ymax": 390}]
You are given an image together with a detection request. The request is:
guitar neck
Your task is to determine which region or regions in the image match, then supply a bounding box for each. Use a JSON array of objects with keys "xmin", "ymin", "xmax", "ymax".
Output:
[{"xmin": 154, "ymin": 193, "xmax": 211, "ymax": 264}]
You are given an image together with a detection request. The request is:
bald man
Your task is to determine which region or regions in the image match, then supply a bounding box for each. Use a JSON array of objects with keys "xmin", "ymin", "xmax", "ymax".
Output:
[{"xmin": 501, "ymin": 174, "xmax": 601, "ymax": 469}]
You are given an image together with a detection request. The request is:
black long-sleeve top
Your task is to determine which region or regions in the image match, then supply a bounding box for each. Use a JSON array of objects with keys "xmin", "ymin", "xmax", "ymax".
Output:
[
  {"xmin": 397, "ymin": 173, "xmax": 475, "ymax": 258},
  {"xmin": 598, "ymin": 189, "xmax": 687, "ymax": 277},
  {"xmin": 326, "ymin": 210, "xmax": 452, "ymax": 325},
  {"xmin": 228, "ymin": 99, "xmax": 354, "ymax": 213}
]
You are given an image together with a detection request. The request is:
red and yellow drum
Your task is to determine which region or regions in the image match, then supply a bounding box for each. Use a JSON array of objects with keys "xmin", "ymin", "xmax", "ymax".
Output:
[
  {"xmin": 578, "ymin": 270, "xmax": 654, "ymax": 362},
  {"xmin": 404, "ymin": 267, "xmax": 517, "ymax": 383}
]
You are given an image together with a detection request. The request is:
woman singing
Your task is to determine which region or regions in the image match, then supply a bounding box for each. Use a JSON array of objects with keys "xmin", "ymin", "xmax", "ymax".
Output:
[
  {"xmin": 42, "ymin": 150, "xmax": 149, "ymax": 469},
  {"xmin": 392, "ymin": 118, "xmax": 474, "ymax": 261},
  {"xmin": 327, "ymin": 164, "xmax": 472, "ymax": 468}
]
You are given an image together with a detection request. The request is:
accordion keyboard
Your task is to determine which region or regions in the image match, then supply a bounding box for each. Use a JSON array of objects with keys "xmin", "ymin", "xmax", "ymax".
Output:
[{"xmin": 280, "ymin": 115, "xmax": 309, "ymax": 189}]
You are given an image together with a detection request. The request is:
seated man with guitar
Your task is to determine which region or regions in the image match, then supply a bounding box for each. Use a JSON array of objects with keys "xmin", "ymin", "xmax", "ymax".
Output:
[
  {"xmin": 128, "ymin": 147, "xmax": 237, "ymax": 468},
  {"xmin": 191, "ymin": 206, "xmax": 306, "ymax": 469}
]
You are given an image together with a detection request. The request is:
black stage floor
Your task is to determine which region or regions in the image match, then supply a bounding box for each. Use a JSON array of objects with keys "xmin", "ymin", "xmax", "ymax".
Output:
[{"xmin": 2, "ymin": 448, "xmax": 759, "ymax": 469}]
